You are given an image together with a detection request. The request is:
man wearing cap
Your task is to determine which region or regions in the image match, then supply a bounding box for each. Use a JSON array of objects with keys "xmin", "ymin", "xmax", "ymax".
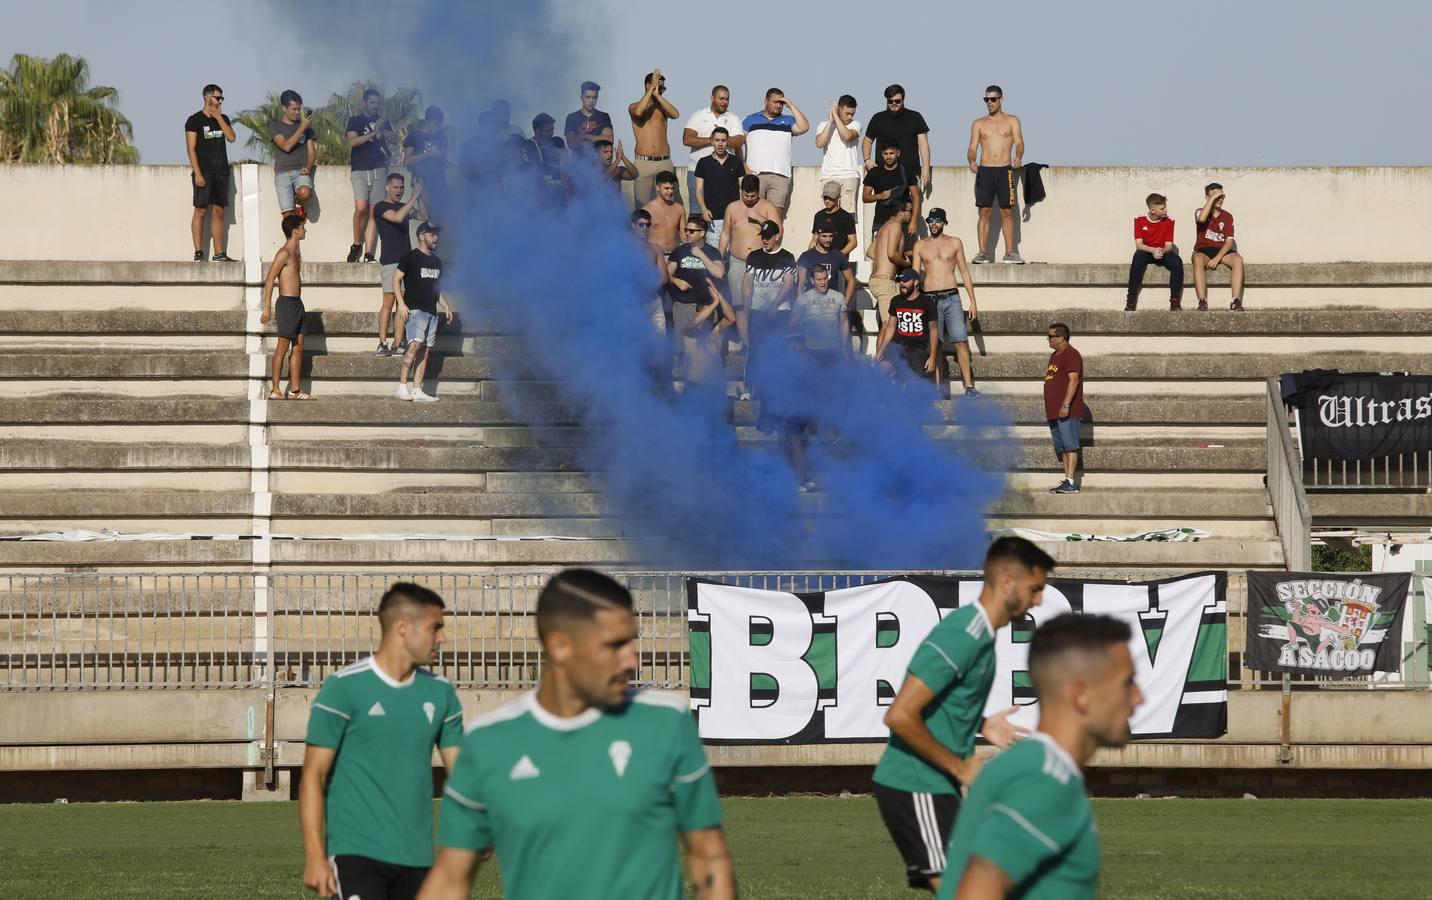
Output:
[
  {"xmin": 628, "ymin": 69, "xmax": 682, "ymax": 207},
  {"xmin": 719, "ymin": 174, "xmax": 782, "ymax": 351},
  {"xmin": 810, "ymin": 182, "xmax": 858, "ymax": 256},
  {"xmin": 796, "ymin": 223, "xmax": 856, "ymax": 312},
  {"xmin": 868, "ymin": 198, "xmax": 915, "ymax": 324},
  {"xmin": 875, "ymin": 269, "xmax": 939, "ymax": 385},
  {"xmin": 742, "ymin": 221, "xmax": 797, "ymax": 371},
  {"xmin": 683, "ymin": 85, "xmax": 745, "ymax": 215},
  {"xmin": 394, "ymin": 222, "xmax": 454, "ymax": 403},
  {"xmin": 913, "ymin": 208, "xmax": 980, "ymax": 398}
]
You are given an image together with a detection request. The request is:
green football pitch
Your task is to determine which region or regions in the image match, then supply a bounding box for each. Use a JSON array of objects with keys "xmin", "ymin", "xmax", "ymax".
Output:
[{"xmin": 0, "ymin": 796, "xmax": 1428, "ymax": 898}]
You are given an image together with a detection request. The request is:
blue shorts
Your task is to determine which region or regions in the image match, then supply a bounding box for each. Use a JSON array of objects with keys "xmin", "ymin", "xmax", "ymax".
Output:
[
  {"xmin": 1049, "ymin": 417, "xmax": 1082, "ymax": 455},
  {"xmin": 405, "ymin": 308, "xmax": 439, "ymax": 347},
  {"xmin": 931, "ymin": 290, "xmax": 968, "ymax": 345}
]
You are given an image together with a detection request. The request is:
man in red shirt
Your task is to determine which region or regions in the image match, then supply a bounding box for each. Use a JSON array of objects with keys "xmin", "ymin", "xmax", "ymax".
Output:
[
  {"xmin": 1044, "ymin": 323, "xmax": 1083, "ymax": 494},
  {"xmin": 1192, "ymin": 182, "xmax": 1245, "ymax": 311},
  {"xmin": 1126, "ymin": 193, "xmax": 1183, "ymax": 311}
]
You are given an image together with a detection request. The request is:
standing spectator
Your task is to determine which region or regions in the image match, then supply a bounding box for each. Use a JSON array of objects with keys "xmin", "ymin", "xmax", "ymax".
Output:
[
  {"xmin": 718, "ymin": 175, "xmax": 781, "ymax": 351},
  {"xmin": 692, "ymin": 127, "xmax": 746, "ymax": 245},
  {"xmin": 594, "ymin": 138, "xmax": 638, "ymax": 189},
  {"xmin": 487, "ymin": 99, "xmax": 524, "ymax": 143},
  {"xmin": 631, "ymin": 210, "xmax": 670, "ymax": 337},
  {"xmin": 403, "ymin": 106, "xmax": 450, "ymax": 226},
  {"xmin": 788, "ymin": 264, "xmax": 851, "ymax": 489},
  {"xmin": 269, "ymin": 90, "xmax": 318, "ymax": 223},
  {"xmin": 259, "ymin": 214, "xmax": 312, "ymax": 400},
  {"xmin": 966, "ymin": 85, "xmax": 1025, "ymax": 264},
  {"xmin": 875, "ymin": 269, "xmax": 939, "ymax": 385},
  {"xmin": 641, "ymin": 171, "xmax": 685, "ymax": 254},
  {"xmin": 863, "ymin": 144, "xmax": 921, "ymax": 240},
  {"xmin": 815, "ymin": 96, "xmax": 863, "ymax": 215},
  {"xmin": 628, "ymin": 69, "xmax": 682, "ymax": 207},
  {"xmin": 1192, "ymin": 182, "xmax": 1246, "ymax": 311},
  {"xmin": 372, "ymin": 172, "xmax": 424, "ymax": 356},
  {"xmin": 912, "ymin": 208, "xmax": 980, "ymax": 397},
  {"xmin": 564, "ymin": 81, "xmax": 614, "ymax": 154},
  {"xmin": 682, "ymin": 85, "xmax": 745, "ymax": 214},
  {"xmin": 1044, "ymin": 323, "xmax": 1084, "ymax": 494},
  {"xmin": 345, "ymin": 88, "xmax": 395, "ymax": 263},
  {"xmin": 521, "ymin": 113, "xmax": 568, "ymax": 207},
  {"xmin": 668, "ymin": 217, "xmax": 731, "ymax": 384},
  {"xmin": 1127, "ymin": 193, "xmax": 1182, "ymax": 311},
  {"xmin": 742, "ymin": 221, "xmax": 797, "ymax": 401},
  {"xmin": 394, "ymin": 223, "xmax": 454, "ymax": 403},
  {"xmin": 863, "ymin": 85, "xmax": 931, "ymax": 198},
  {"xmin": 796, "ymin": 224, "xmax": 856, "ymax": 310},
  {"xmin": 184, "ymin": 83, "xmax": 236, "ymax": 262},
  {"xmin": 868, "ymin": 199, "xmax": 915, "ymax": 324},
  {"xmin": 741, "ymin": 88, "xmax": 809, "ymax": 222},
  {"xmin": 810, "ymin": 182, "xmax": 858, "ymax": 255}
]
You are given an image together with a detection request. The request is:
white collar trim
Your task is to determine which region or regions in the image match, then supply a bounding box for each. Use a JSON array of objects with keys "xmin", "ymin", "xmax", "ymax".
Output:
[
  {"xmin": 973, "ymin": 601, "xmax": 995, "ymax": 637},
  {"xmin": 526, "ymin": 690, "xmax": 602, "ymax": 732},
  {"xmin": 367, "ymin": 656, "xmax": 415, "ymax": 689},
  {"xmin": 1033, "ymin": 732, "xmax": 1085, "ymax": 781}
]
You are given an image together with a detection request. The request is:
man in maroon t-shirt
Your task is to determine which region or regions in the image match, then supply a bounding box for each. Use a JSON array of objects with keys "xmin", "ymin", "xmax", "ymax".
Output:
[
  {"xmin": 1044, "ymin": 322, "xmax": 1084, "ymax": 494},
  {"xmin": 1192, "ymin": 182, "xmax": 1245, "ymax": 311},
  {"xmin": 1126, "ymin": 192, "xmax": 1183, "ymax": 311}
]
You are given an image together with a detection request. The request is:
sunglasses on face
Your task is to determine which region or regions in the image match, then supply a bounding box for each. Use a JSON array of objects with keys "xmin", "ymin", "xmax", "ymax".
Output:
[
  {"xmin": 211, "ymin": 96, "xmax": 225, "ymax": 102},
  {"xmin": 984, "ymin": 97, "xmax": 999, "ymax": 103},
  {"xmin": 887, "ymin": 98, "xmax": 903, "ymax": 106}
]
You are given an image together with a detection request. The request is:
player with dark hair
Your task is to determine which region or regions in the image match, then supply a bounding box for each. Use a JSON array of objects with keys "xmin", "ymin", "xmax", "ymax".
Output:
[
  {"xmin": 300, "ymin": 582, "xmax": 464, "ymax": 900},
  {"xmin": 873, "ymin": 537, "xmax": 1056, "ymax": 893},
  {"xmin": 939, "ymin": 614, "xmax": 1143, "ymax": 899},
  {"xmin": 261, "ymin": 213, "xmax": 314, "ymax": 400},
  {"xmin": 419, "ymin": 569, "xmax": 735, "ymax": 900}
]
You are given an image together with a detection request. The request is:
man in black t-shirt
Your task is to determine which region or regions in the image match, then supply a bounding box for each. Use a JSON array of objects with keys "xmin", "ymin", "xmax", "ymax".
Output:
[
  {"xmin": 692, "ymin": 127, "xmax": 746, "ymax": 247},
  {"xmin": 862, "ymin": 84, "xmax": 931, "ymax": 198},
  {"xmin": 402, "ymin": 106, "xmax": 450, "ymax": 226},
  {"xmin": 394, "ymin": 223, "xmax": 454, "ymax": 403},
  {"xmin": 810, "ymin": 182, "xmax": 857, "ymax": 256},
  {"xmin": 522, "ymin": 113, "xmax": 567, "ymax": 207},
  {"xmin": 371, "ymin": 172, "xmax": 425, "ymax": 356},
  {"xmin": 667, "ymin": 218, "xmax": 732, "ymax": 384},
  {"xmin": 875, "ymin": 269, "xmax": 939, "ymax": 384},
  {"xmin": 184, "ymin": 84, "xmax": 236, "ymax": 262},
  {"xmin": 564, "ymin": 81, "xmax": 614, "ymax": 154},
  {"xmin": 345, "ymin": 87, "xmax": 396, "ymax": 263},
  {"xmin": 863, "ymin": 144, "xmax": 922, "ymax": 239},
  {"xmin": 796, "ymin": 225, "xmax": 856, "ymax": 307}
]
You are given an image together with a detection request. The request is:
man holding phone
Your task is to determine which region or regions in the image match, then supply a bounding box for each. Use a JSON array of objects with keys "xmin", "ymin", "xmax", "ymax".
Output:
[
  {"xmin": 346, "ymin": 88, "xmax": 395, "ymax": 263},
  {"xmin": 269, "ymin": 90, "xmax": 319, "ymax": 223},
  {"xmin": 184, "ymin": 83, "xmax": 236, "ymax": 261}
]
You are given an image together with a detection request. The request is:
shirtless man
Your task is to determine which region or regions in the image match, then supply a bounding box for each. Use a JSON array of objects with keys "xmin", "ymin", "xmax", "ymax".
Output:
[
  {"xmin": 867, "ymin": 199, "xmax": 914, "ymax": 324},
  {"xmin": 631, "ymin": 209, "xmax": 670, "ymax": 336},
  {"xmin": 628, "ymin": 69, "xmax": 682, "ymax": 207},
  {"xmin": 641, "ymin": 170, "xmax": 685, "ymax": 253},
  {"xmin": 912, "ymin": 207, "xmax": 980, "ymax": 397},
  {"xmin": 967, "ymin": 85, "xmax": 1025, "ymax": 264},
  {"xmin": 594, "ymin": 138, "xmax": 638, "ymax": 189},
  {"xmin": 260, "ymin": 214, "xmax": 314, "ymax": 400},
  {"xmin": 718, "ymin": 173, "xmax": 781, "ymax": 348}
]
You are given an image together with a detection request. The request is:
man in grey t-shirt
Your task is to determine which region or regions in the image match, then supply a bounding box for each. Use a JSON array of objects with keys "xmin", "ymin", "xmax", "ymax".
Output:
[
  {"xmin": 792, "ymin": 265, "xmax": 850, "ymax": 355},
  {"xmin": 269, "ymin": 90, "xmax": 320, "ymax": 221}
]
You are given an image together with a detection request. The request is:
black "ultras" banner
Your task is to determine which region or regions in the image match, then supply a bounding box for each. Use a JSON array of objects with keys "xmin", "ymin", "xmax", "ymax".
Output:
[
  {"xmin": 1245, "ymin": 572, "xmax": 1410, "ymax": 677},
  {"xmin": 1290, "ymin": 373, "xmax": 1432, "ymax": 462}
]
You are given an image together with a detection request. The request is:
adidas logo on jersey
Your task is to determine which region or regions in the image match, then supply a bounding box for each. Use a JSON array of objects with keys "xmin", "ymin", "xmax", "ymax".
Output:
[
  {"xmin": 368, "ymin": 702, "xmax": 386, "ymax": 717},
  {"xmin": 509, "ymin": 755, "xmax": 541, "ymax": 780}
]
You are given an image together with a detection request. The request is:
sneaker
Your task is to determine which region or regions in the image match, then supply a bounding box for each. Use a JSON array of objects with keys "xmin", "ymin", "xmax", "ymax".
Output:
[
  {"xmin": 411, "ymin": 389, "xmax": 439, "ymax": 403},
  {"xmin": 395, "ymin": 384, "xmax": 412, "ymax": 401},
  {"xmin": 395, "ymin": 341, "xmax": 410, "ymax": 356},
  {"xmin": 293, "ymin": 203, "xmax": 307, "ymax": 222},
  {"xmin": 1123, "ymin": 301, "xmax": 1138, "ymax": 312},
  {"xmin": 362, "ymin": 252, "xmax": 377, "ymax": 263},
  {"xmin": 1049, "ymin": 479, "xmax": 1080, "ymax": 494},
  {"xmin": 193, "ymin": 251, "xmax": 204, "ymax": 262},
  {"xmin": 1197, "ymin": 299, "xmax": 1210, "ymax": 311},
  {"xmin": 1002, "ymin": 252, "xmax": 1025, "ymax": 264},
  {"xmin": 375, "ymin": 341, "xmax": 391, "ymax": 357},
  {"xmin": 347, "ymin": 244, "xmax": 362, "ymax": 263},
  {"xmin": 1169, "ymin": 299, "xmax": 1182, "ymax": 311},
  {"xmin": 963, "ymin": 386, "xmax": 982, "ymax": 399},
  {"xmin": 738, "ymin": 390, "xmax": 752, "ymax": 401},
  {"xmin": 799, "ymin": 480, "xmax": 816, "ymax": 493},
  {"xmin": 1230, "ymin": 298, "xmax": 1245, "ymax": 312},
  {"xmin": 211, "ymin": 252, "xmax": 233, "ymax": 262},
  {"xmin": 971, "ymin": 252, "xmax": 991, "ymax": 264}
]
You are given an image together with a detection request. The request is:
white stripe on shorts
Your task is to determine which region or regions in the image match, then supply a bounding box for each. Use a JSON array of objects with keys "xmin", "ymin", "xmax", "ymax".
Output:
[{"xmin": 914, "ymin": 792, "xmax": 946, "ymax": 874}]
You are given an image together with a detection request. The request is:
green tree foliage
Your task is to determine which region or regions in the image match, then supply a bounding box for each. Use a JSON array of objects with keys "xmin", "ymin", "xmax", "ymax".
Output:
[
  {"xmin": 0, "ymin": 53, "xmax": 138, "ymax": 163},
  {"xmin": 1312, "ymin": 542, "xmax": 1372, "ymax": 573},
  {"xmin": 236, "ymin": 82, "xmax": 423, "ymax": 167}
]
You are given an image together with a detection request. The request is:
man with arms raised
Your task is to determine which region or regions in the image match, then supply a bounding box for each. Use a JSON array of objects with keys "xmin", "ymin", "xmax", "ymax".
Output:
[
  {"xmin": 642, "ymin": 170, "xmax": 686, "ymax": 254},
  {"xmin": 683, "ymin": 85, "xmax": 745, "ymax": 214},
  {"xmin": 967, "ymin": 86, "xmax": 1025, "ymax": 264},
  {"xmin": 940, "ymin": 614, "xmax": 1144, "ymax": 900},
  {"xmin": 913, "ymin": 207, "xmax": 980, "ymax": 398},
  {"xmin": 394, "ymin": 223, "xmax": 454, "ymax": 403},
  {"xmin": 868, "ymin": 198, "xmax": 915, "ymax": 325},
  {"xmin": 628, "ymin": 69, "xmax": 682, "ymax": 206},
  {"xmin": 300, "ymin": 582, "xmax": 464, "ymax": 899},
  {"xmin": 873, "ymin": 536, "xmax": 1052, "ymax": 893},
  {"xmin": 741, "ymin": 87, "xmax": 809, "ymax": 222},
  {"xmin": 419, "ymin": 569, "xmax": 735, "ymax": 900},
  {"xmin": 719, "ymin": 174, "xmax": 781, "ymax": 350}
]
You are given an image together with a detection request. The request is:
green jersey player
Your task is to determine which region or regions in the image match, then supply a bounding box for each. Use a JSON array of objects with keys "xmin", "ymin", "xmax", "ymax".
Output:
[
  {"xmin": 300, "ymin": 582, "xmax": 465, "ymax": 899},
  {"xmin": 939, "ymin": 614, "xmax": 1143, "ymax": 899},
  {"xmin": 874, "ymin": 536, "xmax": 1055, "ymax": 893},
  {"xmin": 417, "ymin": 569, "xmax": 736, "ymax": 900}
]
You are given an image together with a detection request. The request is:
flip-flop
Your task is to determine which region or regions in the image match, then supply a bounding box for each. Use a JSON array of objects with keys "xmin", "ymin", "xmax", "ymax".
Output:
[
  {"xmin": 286, "ymin": 389, "xmax": 317, "ymax": 401},
  {"xmin": 267, "ymin": 390, "xmax": 286, "ymax": 400}
]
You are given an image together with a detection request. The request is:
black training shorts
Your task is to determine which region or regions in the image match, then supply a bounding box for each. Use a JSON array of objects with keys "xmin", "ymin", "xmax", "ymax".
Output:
[
  {"xmin": 331, "ymin": 854, "xmax": 428, "ymax": 900},
  {"xmin": 275, "ymin": 295, "xmax": 306, "ymax": 341},
  {"xmin": 874, "ymin": 783, "xmax": 961, "ymax": 889},
  {"xmin": 191, "ymin": 171, "xmax": 230, "ymax": 209},
  {"xmin": 974, "ymin": 165, "xmax": 1015, "ymax": 210},
  {"xmin": 900, "ymin": 344, "xmax": 936, "ymax": 382}
]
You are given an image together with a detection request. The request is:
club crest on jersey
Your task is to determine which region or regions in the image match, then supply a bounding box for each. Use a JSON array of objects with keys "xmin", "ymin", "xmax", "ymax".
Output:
[
  {"xmin": 609, "ymin": 740, "xmax": 632, "ymax": 777},
  {"xmin": 423, "ymin": 701, "xmax": 435, "ymax": 723}
]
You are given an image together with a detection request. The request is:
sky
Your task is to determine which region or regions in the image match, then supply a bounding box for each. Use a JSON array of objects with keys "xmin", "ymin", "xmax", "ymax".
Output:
[{"xmin": 5, "ymin": 0, "xmax": 1429, "ymax": 167}]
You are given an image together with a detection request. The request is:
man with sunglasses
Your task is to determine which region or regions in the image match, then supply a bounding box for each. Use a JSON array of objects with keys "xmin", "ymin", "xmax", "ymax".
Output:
[
  {"xmin": 1043, "ymin": 323, "xmax": 1083, "ymax": 494},
  {"xmin": 668, "ymin": 216, "xmax": 731, "ymax": 382},
  {"xmin": 967, "ymin": 85, "xmax": 1025, "ymax": 264},
  {"xmin": 631, "ymin": 210, "xmax": 671, "ymax": 337},
  {"xmin": 863, "ymin": 85, "xmax": 931, "ymax": 200},
  {"xmin": 912, "ymin": 208, "xmax": 980, "ymax": 398},
  {"xmin": 185, "ymin": 84, "xmax": 236, "ymax": 262}
]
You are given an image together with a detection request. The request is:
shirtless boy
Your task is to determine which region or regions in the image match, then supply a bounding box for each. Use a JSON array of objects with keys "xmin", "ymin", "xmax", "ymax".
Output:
[
  {"xmin": 628, "ymin": 68, "xmax": 682, "ymax": 206},
  {"xmin": 913, "ymin": 207, "xmax": 980, "ymax": 397},
  {"xmin": 719, "ymin": 174, "xmax": 781, "ymax": 348},
  {"xmin": 641, "ymin": 170, "xmax": 685, "ymax": 253},
  {"xmin": 260, "ymin": 214, "xmax": 314, "ymax": 400},
  {"xmin": 867, "ymin": 199, "xmax": 915, "ymax": 324},
  {"xmin": 967, "ymin": 85, "xmax": 1025, "ymax": 264}
]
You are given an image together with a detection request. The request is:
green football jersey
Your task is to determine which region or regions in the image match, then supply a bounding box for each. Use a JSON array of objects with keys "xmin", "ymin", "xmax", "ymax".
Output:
[
  {"xmin": 873, "ymin": 603, "xmax": 996, "ymax": 794},
  {"xmin": 937, "ymin": 733, "xmax": 1100, "ymax": 900},
  {"xmin": 305, "ymin": 656, "xmax": 464, "ymax": 867},
  {"xmin": 437, "ymin": 689, "xmax": 723, "ymax": 900}
]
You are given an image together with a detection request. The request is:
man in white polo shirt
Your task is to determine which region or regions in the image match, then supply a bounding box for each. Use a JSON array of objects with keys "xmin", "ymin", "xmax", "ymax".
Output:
[
  {"xmin": 682, "ymin": 85, "xmax": 744, "ymax": 215},
  {"xmin": 741, "ymin": 87, "xmax": 809, "ymax": 223}
]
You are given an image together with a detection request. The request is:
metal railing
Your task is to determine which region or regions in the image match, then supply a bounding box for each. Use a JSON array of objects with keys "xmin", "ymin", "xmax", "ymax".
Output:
[
  {"xmin": 1305, "ymin": 449, "xmax": 1432, "ymax": 489},
  {"xmin": 1267, "ymin": 378, "xmax": 1312, "ymax": 571}
]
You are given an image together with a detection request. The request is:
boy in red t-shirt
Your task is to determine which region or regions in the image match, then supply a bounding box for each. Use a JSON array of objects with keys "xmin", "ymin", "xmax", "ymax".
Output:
[
  {"xmin": 1126, "ymin": 192, "xmax": 1183, "ymax": 311},
  {"xmin": 1192, "ymin": 182, "xmax": 1245, "ymax": 311}
]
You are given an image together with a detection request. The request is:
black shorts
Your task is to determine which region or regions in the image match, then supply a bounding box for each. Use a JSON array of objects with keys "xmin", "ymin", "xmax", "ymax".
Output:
[
  {"xmin": 192, "ymin": 172, "xmax": 230, "ymax": 208},
  {"xmin": 331, "ymin": 855, "xmax": 428, "ymax": 900},
  {"xmin": 874, "ymin": 783, "xmax": 961, "ymax": 889},
  {"xmin": 275, "ymin": 295, "xmax": 306, "ymax": 341},
  {"xmin": 1194, "ymin": 245, "xmax": 1224, "ymax": 259},
  {"xmin": 900, "ymin": 344, "xmax": 936, "ymax": 381},
  {"xmin": 974, "ymin": 165, "xmax": 1015, "ymax": 210}
]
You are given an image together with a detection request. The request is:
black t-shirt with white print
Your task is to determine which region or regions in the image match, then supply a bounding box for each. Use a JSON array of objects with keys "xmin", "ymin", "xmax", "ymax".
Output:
[
  {"xmin": 185, "ymin": 112, "xmax": 232, "ymax": 175},
  {"xmin": 397, "ymin": 248, "xmax": 442, "ymax": 314}
]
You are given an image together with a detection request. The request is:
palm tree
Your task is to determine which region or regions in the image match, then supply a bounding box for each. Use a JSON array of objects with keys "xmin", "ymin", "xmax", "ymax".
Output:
[
  {"xmin": 0, "ymin": 53, "xmax": 137, "ymax": 163},
  {"xmin": 236, "ymin": 83, "xmax": 424, "ymax": 167}
]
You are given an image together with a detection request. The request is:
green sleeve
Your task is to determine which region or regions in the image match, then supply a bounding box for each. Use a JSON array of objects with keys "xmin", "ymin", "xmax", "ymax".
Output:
[
  {"xmin": 436, "ymin": 735, "xmax": 492, "ymax": 851},
  {"xmin": 966, "ymin": 780, "xmax": 1087, "ymax": 884},
  {"xmin": 671, "ymin": 712, "xmax": 723, "ymax": 833},
  {"xmin": 906, "ymin": 621, "xmax": 975, "ymax": 696},
  {"xmin": 438, "ymin": 683, "xmax": 464, "ymax": 749},
  {"xmin": 305, "ymin": 677, "xmax": 350, "ymax": 749}
]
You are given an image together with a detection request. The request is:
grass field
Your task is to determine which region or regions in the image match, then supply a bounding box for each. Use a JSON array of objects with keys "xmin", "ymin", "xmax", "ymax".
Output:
[{"xmin": 1, "ymin": 796, "xmax": 1429, "ymax": 898}]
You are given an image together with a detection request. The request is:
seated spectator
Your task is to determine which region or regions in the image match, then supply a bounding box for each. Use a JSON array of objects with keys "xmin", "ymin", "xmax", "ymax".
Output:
[
  {"xmin": 874, "ymin": 269, "xmax": 938, "ymax": 386},
  {"xmin": 394, "ymin": 223, "xmax": 454, "ymax": 402},
  {"xmin": 810, "ymin": 182, "xmax": 857, "ymax": 255},
  {"xmin": 862, "ymin": 144, "xmax": 921, "ymax": 241},
  {"xmin": 682, "ymin": 85, "xmax": 744, "ymax": 214},
  {"xmin": 185, "ymin": 83, "xmax": 236, "ymax": 261},
  {"xmin": 693, "ymin": 126, "xmax": 747, "ymax": 246},
  {"xmin": 402, "ymin": 106, "xmax": 450, "ymax": 225},
  {"xmin": 815, "ymin": 96, "xmax": 863, "ymax": 218},
  {"xmin": 1127, "ymin": 193, "xmax": 1182, "ymax": 311},
  {"xmin": 796, "ymin": 224, "xmax": 856, "ymax": 313},
  {"xmin": 1192, "ymin": 182, "xmax": 1245, "ymax": 311},
  {"xmin": 787, "ymin": 264, "xmax": 851, "ymax": 490},
  {"xmin": 741, "ymin": 88, "xmax": 809, "ymax": 222},
  {"xmin": 270, "ymin": 90, "xmax": 319, "ymax": 223},
  {"xmin": 565, "ymin": 81, "xmax": 614, "ymax": 153}
]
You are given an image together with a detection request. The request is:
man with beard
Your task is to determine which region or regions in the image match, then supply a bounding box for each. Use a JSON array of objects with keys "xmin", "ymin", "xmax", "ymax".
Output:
[
  {"xmin": 628, "ymin": 69, "xmax": 682, "ymax": 206},
  {"xmin": 912, "ymin": 207, "xmax": 980, "ymax": 397}
]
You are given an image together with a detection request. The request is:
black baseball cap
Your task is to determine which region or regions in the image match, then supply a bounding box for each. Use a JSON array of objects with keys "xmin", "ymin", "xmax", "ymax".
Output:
[
  {"xmin": 895, "ymin": 268, "xmax": 920, "ymax": 282},
  {"xmin": 417, "ymin": 222, "xmax": 442, "ymax": 235},
  {"xmin": 759, "ymin": 221, "xmax": 780, "ymax": 240},
  {"xmin": 925, "ymin": 207, "xmax": 948, "ymax": 223}
]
